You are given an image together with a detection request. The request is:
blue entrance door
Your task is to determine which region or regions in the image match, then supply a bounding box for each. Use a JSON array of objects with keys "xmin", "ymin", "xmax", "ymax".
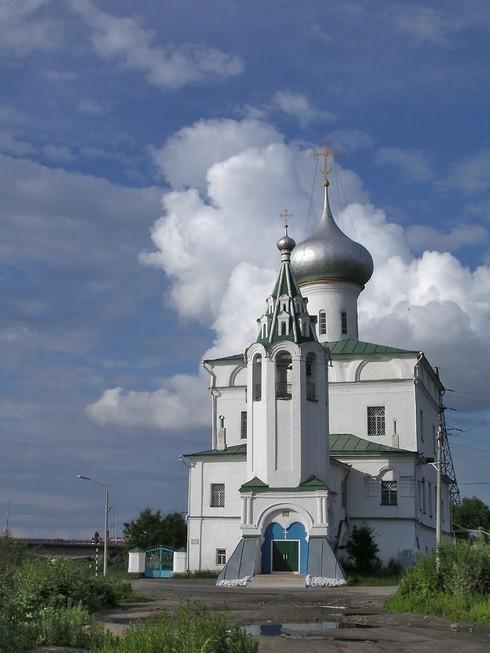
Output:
[{"xmin": 261, "ymin": 522, "xmax": 308, "ymax": 574}]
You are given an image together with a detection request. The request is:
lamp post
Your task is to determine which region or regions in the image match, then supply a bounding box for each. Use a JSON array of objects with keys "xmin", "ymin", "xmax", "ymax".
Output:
[{"xmin": 77, "ymin": 475, "xmax": 109, "ymax": 576}]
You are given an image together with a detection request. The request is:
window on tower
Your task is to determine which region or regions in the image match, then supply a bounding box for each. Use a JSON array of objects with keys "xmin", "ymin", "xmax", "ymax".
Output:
[
  {"xmin": 341, "ymin": 310, "xmax": 348, "ymax": 335},
  {"xmin": 253, "ymin": 355, "xmax": 262, "ymax": 401},
  {"xmin": 275, "ymin": 350, "xmax": 292, "ymax": 399},
  {"xmin": 319, "ymin": 310, "xmax": 327, "ymax": 336},
  {"xmin": 367, "ymin": 406, "xmax": 385, "ymax": 436},
  {"xmin": 306, "ymin": 352, "xmax": 316, "ymax": 400},
  {"xmin": 240, "ymin": 411, "xmax": 247, "ymax": 439}
]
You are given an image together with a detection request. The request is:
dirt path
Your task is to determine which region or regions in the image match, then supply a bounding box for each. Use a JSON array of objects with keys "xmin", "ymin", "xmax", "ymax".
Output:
[{"xmin": 96, "ymin": 579, "xmax": 490, "ymax": 652}]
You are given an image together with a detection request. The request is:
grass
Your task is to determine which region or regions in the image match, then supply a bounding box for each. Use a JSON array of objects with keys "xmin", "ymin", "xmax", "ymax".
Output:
[
  {"xmin": 172, "ymin": 570, "xmax": 220, "ymax": 579},
  {"xmin": 386, "ymin": 591, "xmax": 490, "ymax": 624},
  {"xmin": 95, "ymin": 602, "xmax": 257, "ymax": 653},
  {"xmin": 347, "ymin": 573, "xmax": 400, "ymax": 586}
]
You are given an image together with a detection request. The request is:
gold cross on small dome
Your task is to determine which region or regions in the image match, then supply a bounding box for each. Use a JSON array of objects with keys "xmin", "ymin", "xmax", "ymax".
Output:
[
  {"xmin": 280, "ymin": 208, "xmax": 293, "ymax": 234},
  {"xmin": 314, "ymin": 140, "xmax": 339, "ymax": 187}
]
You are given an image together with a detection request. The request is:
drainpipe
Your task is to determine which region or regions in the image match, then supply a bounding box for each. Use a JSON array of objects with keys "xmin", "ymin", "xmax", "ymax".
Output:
[{"xmin": 202, "ymin": 361, "xmax": 218, "ymax": 448}]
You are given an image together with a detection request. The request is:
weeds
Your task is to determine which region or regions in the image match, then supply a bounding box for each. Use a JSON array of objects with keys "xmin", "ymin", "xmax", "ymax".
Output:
[
  {"xmin": 96, "ymin": 603, "xmax": 257, "ymax": 653},
  {"xmin": 386, "ymin": 540, "xmax": 490, "ymax": 623}
]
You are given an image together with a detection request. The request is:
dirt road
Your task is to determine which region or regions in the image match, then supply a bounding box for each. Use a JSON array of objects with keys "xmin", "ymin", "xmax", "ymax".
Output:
[{"xmin": 96, "ymin": 578, "xmax": 490, "ymax": 652}]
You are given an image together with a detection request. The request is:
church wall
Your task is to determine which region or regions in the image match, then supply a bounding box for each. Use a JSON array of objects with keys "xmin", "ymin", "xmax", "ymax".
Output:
[
  {"xmin": 187, "ymin": 458, "xmax": 245, "ymax": 572},
  {"xmin": 329, "ymin": 379, "xmax": 418, "ymax": 451},
  {"xmin": 340, "ymin": 455, "xmax": 417, "ymax": 523},
  {"xmin": 344, "ymin": 518, "xmax": 417, "ymax": 566},
  {"xmin": 414, "ymin": 382, "xmax": 438, "ymax": 461},
  {"xmin": 214, "ymin": 386, "xmax": 247, "ymax": 447}
]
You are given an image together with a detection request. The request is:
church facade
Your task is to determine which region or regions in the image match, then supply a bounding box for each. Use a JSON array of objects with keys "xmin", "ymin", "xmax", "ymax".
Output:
[{"xmin": 183, "ymin": 174, "xmax": 452, "ymax": 585}]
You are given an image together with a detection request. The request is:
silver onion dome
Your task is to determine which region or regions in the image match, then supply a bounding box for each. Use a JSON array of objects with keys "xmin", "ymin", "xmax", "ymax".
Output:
[
  {"xmin": 277, "ymin": 233, "xmax": 296, "ymax": 252},
  {"xmin": 291, "ymin": 187, "xmax": 373, "ymax": 287}
]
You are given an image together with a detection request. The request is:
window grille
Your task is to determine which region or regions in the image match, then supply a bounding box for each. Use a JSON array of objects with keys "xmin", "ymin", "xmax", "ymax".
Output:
[
  {"xmin": 381, "ymin": 480, "xmax": 397, "ymax": 505},
  {"xmin": 319, "ymin": 310, "xmax": 327, "ymax": 336},
  {"xmin": 240, "ymin": 411, "xmax": 247, "ymax": 439},
  {"xmin": 341, "ymin": 310, "xmax": 348, "ymax": 335},
  {"xmin": 216, "ymin": 549, "xmax": 226, "ymax": 565},
  {"xmin": 367, "ymin": 406, "xmax": 385, "ymax": 435},
  {"xmin": 210, "ymin": 483, "xmax": 225, "ymax": 507}
]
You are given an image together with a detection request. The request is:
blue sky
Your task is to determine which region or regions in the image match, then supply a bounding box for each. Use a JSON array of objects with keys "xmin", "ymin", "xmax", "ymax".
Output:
[{"xmin": 1, "ymin": 0, "xmax": 489, "ymax": 538}]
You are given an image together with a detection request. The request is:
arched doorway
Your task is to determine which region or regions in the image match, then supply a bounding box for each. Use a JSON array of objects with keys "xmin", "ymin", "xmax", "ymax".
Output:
[{"xmin": 261, "ymin": 522, "xmax": 308, "ymax": 574}]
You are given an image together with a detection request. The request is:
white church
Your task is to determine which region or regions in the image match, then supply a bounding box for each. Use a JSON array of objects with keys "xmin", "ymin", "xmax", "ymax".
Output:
[{"xmin": 183, "ymin": 156, "xmax": 454, "ymax": 585}]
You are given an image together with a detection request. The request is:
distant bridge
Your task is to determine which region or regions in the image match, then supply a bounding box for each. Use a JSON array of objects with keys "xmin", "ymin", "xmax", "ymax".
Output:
[{"xmin": 16, "ymin": 538, "xmax": 125, "ymax": 559}]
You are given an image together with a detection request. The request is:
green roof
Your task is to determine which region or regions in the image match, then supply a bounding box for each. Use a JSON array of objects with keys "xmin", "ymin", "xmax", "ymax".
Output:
[
  {"xmin": 205, "ymin": 339, "xmax": 417, "ymax": 364},
  {"xmin": 240, "ymin": 475, "xmax": 328, "ymax": 493},
  {"xmin": 329, "ymin": 433, "xmax": 412, "ymax": 456},
  {"xmin": 185, "ymin": 434, "xmax": 413, "ymax": 460},
  {"xmin": 183, "ymin": 443, "xmax": 247, "ymax": 458},
  {"xmin": 203, "ymin": 353, "xmax": 244, "ymax": 364},
  {"xmin": 324, "ymin": 339, "xmax": 417, "ymax": 357}
]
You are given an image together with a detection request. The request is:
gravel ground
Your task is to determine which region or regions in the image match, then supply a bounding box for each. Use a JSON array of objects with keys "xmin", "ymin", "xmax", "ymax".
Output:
[{"xmin": 94, "ymin": 578, "xmax": 490, "ymax": 653}]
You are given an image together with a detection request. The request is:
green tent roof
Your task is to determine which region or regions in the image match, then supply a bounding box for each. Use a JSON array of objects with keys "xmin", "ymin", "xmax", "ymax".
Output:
[{"xmin": 239, "ymin": 474, "xmax": 328, "ymax": 493}]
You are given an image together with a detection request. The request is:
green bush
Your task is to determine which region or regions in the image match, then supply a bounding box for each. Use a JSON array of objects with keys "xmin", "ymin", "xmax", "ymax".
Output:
[
  {"xmin": 96, "ymin": 603, "xmax": 257, "ymax": 653},
  {"xmin": 8, "ymin": 557, "xmax": 129, "ymax": 617},
  {"xmin": 387, "ymin": 540, "xmax": 490, "ymax": 623},
  {"xmin": 0, "ymin": 539, "xmax": 131, "ymax": 652},
  {"xmin": 35, "ymin": 605, "xmax": 106, "ymax": 649},
  {"xmin": 345, "ymin": 525, "xmax": 380, "ymax": 573}
]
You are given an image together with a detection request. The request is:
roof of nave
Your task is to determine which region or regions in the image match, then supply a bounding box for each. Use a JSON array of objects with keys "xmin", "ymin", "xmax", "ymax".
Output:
[
  {"xmin": 325, "ymin": 339, "xmax": 418, "ymax": 357},
  {"xmin": 329, "ymin": 433, "xmax": 413, "ymax": 456},
  {"xmin": 183, "ymin": 434, "xmax": 413, "ymax": 459},
  {"xmin": 183, "ymin": 443, "xmax": 247, "ymax": 458},
  {"xmin": 203, "ymin": 338, "xmax": 416, "ymax": 364}
]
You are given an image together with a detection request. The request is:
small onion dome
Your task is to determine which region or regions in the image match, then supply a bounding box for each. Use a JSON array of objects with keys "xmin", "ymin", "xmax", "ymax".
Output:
[
  {"xmin": 291, "ymin": 188, "xmax": 373, "ymax": 287},
  {"xmin": 277, "ymin": 233, "xmax": 296, "ymax": 253}
]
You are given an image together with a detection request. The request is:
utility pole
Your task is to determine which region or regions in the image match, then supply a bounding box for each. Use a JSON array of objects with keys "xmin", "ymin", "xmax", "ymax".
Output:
[
  {"xmin": 435, "ymin": 423, "xmax": 442, "ymax": 568},
  {"xmin": 5, "ymin": 501, "xmax": 10, "ymax": 536},
  {"xmin": 103, "ymin": 487, "xmax": 109, "ymax": 577}
]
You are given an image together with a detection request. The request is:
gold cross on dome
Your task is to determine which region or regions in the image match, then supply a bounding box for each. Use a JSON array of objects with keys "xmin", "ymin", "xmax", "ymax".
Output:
[
  {"xmin": 314, "ymin": 139, "xmax": 339, "ymax": 187},
  {"xmin": 280, "ymin": 209, "xmax": 293, "ymax": 234}
]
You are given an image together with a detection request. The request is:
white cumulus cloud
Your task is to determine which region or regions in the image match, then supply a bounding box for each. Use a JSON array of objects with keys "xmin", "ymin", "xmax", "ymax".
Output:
[
  {"xmin": 70, "ymin": 0, "xmax": 244, "ymax": 89},
  {"xmin": 86, "ymin": 374, "xmax": 209, "ymax": 431},
  {"xmin": 87, "ymin": 117, "xmax": 490, "ymax": 431}
]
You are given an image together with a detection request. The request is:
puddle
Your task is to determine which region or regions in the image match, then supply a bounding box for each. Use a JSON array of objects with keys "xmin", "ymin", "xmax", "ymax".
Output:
[{"xmin": 244, "ymin": 622, "xmax": 376, "ymax": 638}]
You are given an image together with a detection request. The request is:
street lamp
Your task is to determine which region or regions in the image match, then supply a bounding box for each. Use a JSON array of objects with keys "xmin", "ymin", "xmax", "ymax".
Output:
[{"xmin": 77, "ymin": 475, "xmax": 109, "ymax": 576}]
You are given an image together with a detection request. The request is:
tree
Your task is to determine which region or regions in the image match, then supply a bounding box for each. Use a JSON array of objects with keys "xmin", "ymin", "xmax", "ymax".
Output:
[
  {"xmin": 345, "ymin": 525, "xmax": 379, "ymax": 572},
  {"xmin": 123, "ymin": 508, "xmax": 187, "ymax": 551},
  {"xmin": 452, "ymin": 496, "xmax": 490, "ymax": 531}
]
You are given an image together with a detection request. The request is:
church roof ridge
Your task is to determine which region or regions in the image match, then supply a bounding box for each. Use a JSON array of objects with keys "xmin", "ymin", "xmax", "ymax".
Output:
[
  {"xmin": 183, "ymin": 434, "xmax": 415, "ymax": 460},
  {"xmin": 204, "ymin": 339, "xmax": 417, "ymax": 364}
]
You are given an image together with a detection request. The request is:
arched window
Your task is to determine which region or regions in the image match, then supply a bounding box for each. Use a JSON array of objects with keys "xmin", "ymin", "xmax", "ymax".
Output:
[
  {"xmin": 319, "ymin": 310, "xmax": 327, "ymax": 336},
  {"xmin": 341, "ymin": 310, "xmax": 348, "ymax": 336},
  {"xmin": 306, "ymin": 352, "xmax": 316, "ymax": 400},
  {"xmin": 280, "ymin": 322, "xmax": 287, "ymax": 336},
  {"xmin": 253, "ymin": 355, "xmax": 262, "ymax": 401},
  {"xmin": 275, "ymin": 351, "xmax": 292, "ymax": 399}
]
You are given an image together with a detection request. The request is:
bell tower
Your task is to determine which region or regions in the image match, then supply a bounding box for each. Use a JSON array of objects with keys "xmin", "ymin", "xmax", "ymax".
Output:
[{"xmin": 245, "ymin": 214, "xmax": 330, "ymax": 488}]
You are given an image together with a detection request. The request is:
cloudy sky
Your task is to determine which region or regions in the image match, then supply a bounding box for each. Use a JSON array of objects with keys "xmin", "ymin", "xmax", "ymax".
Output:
[{"xmin": 1, "ymin": 0, "xmax": 489, "ymax": 538}]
